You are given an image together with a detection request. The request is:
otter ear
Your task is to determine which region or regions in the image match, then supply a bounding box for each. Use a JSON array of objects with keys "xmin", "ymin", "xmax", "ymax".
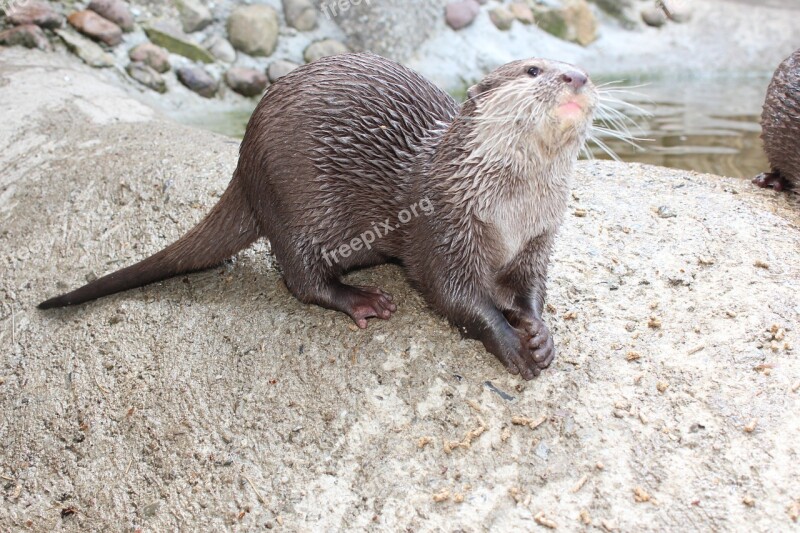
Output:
[{"xmin": 467, "ymin": 84, "xmax": 481, "ymax": 101}]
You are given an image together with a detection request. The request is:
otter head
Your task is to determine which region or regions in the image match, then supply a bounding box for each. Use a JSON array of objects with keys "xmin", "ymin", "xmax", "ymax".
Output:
[{"xmin": 463, "ymin": 59, "xmax": 597, "ymax": 159}]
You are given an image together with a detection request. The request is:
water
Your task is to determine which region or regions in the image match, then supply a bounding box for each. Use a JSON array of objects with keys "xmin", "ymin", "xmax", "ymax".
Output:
[
  {"xmin": 590, "ymin": 74, "xmax": 771, "ymax": 179},
  {"xmin": 176, "ymin": 74, "xmax": 773, "ymax": 180}
]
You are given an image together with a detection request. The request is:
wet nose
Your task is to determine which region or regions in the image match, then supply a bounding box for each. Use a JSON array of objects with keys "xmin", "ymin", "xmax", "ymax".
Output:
[{"xmin": 561, "ymin": 71, "xmax": 588, "ymax": 90}]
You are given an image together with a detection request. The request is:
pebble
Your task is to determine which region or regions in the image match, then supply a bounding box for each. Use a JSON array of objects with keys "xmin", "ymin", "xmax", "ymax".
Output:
[
  {"xmin": 0, "ymin": 25, "xmax": 51, "ymax": 51},
  {"xmin": 68, "ymin": 10, "xmax": 123, "ymax": 47},
  {"xmin": 204, "ymin": 35, "xmax": 237, "ymax": 63},
  {"xmin": 282, "ymin": 0, "xmax": 318, "ymax": 32},
  {"xmin": 445, "ymin": 0, "xmax": 481, "ymax": 31},
  {"xmin": 267, "ymin": 59, "xmax": 300, "ymax": 82},
  {"xmin": 225, "ymin": 67, "xmax": 269, "ymax": 97},
  {"xmin": 510, "ymin": 2, "xmax": 535, "ymax": 24},
  {"xmin": 227, "ymin": 5, "xmax": 280, "ymax": 57},
  {"xmin": 7, "ymin": 1, "xmax": 64, "ymax": 29},
  {"xmin": 489, "ymin": 6, "xmax": 515, "ymax": 31},
  {"xmin": 304, "ymin": 39, "xmax": 349, "ymax": 63},
  {"xmin": 175, "ymin": 0, "xmax": 213, "ymax": 33},
  {"xmin": 55, "ymin": 28, "xmax": 114, "ymax": 67},
  {"xmin": 126, "ymin": 62, "xmax": 167, "ymax": 93},
  {"xmin": 88, "ymin": 0, "xmax": 135, "ymax": 32},
  {"xmin": 128, "ymin": 42, "xmax": 170, "ymax": 73},
  {"xmin": 641, "ymin": 7, "xmax": 667, "ymax": 27},
  {"xmin": 177, "ymin": 66, "xmax": 219, "ymax": 98}
]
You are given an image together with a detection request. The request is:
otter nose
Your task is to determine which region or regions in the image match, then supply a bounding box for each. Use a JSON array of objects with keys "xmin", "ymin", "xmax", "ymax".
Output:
[{"xmin": 561, "ymin": 71, "xmax": 588, "ymax": 90}]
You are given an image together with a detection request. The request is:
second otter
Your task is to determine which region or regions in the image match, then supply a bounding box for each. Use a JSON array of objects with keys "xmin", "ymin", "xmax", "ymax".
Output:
[
  {"xmin": 39, "ymin": 53, "xmax": 598, "ymax": 380},
  {"xmin": 753, "ymin": 48, "xmax": 799, "ymax": 192}
]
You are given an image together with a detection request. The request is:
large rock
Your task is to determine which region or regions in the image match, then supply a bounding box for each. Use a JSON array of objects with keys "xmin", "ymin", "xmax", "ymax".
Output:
[
  {"xmin": 126, "ymin": 62, "xmax": 167, "ymax": 93},
  {"xmin": 68, "ymin": 10, "xmax": 123, "ymax": 47},
  {"xmin": 175, "ymin": 0, "xmax": 213, "ymax": 33},
  {"xmin": 226, "ymin": 5, "xmax": 279, "ymax": 57},
  {"xmin": 6, "ymin": 1, "xmax": 64, "ymax": 29},
  {"xmin": 54, "ymin": 28, "xmax": 114, "ymax": 67},
  {"xmin": 333, "ymin": 0, "xmax": 447, "ymax": 62},
  {"xmin": 176, "ymin": 66, "xmax": 218, "ymax": 98},
  {"xmin": 128, "ymin": 42, "xmax": 170, "ymax": 73},
  {"xmin": 0, "ymin": 24, "xmax": 51, "ymax": 51},
  {"xmin": 143, "ymin": 23, "xmax": 215, "ymax": 63},
  {"xmin": 88, "ymin": 0, "xmax": 135, "ymax": 32},
  {"xmin": 224, "ymin": 67, "xmax": 268, "ymax": 97},
  {"xmin": 2, "ymin": 48, "xmax": 799, "ymax": 533},
  {"xmin": 282, "ymin": 0, "xmax": 317, "ymax": 31},
  {"xmin": 303, "ymin": 39, "xmax": 348, "ymax": 64}
]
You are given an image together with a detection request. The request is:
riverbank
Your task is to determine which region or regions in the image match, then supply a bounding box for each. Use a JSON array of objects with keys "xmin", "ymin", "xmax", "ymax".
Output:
[{"xmin": 1, "ymin": 48, "xmax": 799, "ymax": 531}]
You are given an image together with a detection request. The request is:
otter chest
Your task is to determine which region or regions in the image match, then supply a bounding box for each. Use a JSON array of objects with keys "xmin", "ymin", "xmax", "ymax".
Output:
[{"xmin": 483, "ymin": 175, "xmax": 569, "ymax": 267}]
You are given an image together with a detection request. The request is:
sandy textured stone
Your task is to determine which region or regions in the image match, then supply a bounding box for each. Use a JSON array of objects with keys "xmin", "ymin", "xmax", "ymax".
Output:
[{"xmin": 1, "ymin": 47, "xmax": 799, "ymax": 533}]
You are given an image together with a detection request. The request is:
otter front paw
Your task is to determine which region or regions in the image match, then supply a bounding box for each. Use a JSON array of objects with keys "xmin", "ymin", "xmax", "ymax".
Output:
[{"xmin": 515, "ymin": 317, "xmax": 555, "ymax": 379}]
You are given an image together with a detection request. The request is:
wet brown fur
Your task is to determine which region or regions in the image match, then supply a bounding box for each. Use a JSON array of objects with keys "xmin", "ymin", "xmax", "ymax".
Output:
[
  {"xmin": 753, "ymin": 48, "xmax": 800, "ymax": 192},
  {"xmin": 40, "ymin": 53, "xmax": 597, "ymax": 379}
]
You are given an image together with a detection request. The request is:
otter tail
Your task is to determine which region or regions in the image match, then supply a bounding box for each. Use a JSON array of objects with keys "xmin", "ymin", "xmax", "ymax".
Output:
[{"xmin": 38, "ymin": 176, "xmax": 260, "ymax": 310}]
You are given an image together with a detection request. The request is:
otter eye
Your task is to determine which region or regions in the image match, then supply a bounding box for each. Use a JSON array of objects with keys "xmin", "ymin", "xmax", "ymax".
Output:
[{"xmin": 527, "ymin": 66, "xmax": 541, "ymax": 77}]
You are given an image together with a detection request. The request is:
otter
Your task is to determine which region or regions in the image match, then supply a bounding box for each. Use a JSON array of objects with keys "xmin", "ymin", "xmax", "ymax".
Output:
[
  {"xmin": 39, "ymin": 53, "xmax": 597, "ymax": 380},
  {"xmin": 752, "ymin": 48, "xmax": 799, "ymax": 192}
]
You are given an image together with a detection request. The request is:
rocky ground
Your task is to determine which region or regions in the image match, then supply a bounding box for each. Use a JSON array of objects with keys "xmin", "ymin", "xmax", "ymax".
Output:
[
  {"xmin": 2, "ymin": 0, "xmax": 797, "ymax": 113},
  {"xmin": 2, "ymin": 46, "xmax": 800, "ymax": 531}
]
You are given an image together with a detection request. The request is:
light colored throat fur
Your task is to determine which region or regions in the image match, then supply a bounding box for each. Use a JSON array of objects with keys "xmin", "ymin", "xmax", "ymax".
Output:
[{"xmin": 474, "ymin": 141, "xmax": 576, "ymax": 267}]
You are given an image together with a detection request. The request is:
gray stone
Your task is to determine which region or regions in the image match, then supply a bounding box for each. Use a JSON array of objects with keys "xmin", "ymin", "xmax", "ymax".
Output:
[
  {"xmin": 204, "ymin": 35, "xmax": 236, "ymax": 63},
  {"xmin": 282, "ymin": 0, "xmax": 317, "ymax": 31},
  {"xmin": 128, "ymin": 42, "xmax": 170, "ymax": 73},
  {"xmin": 445, "ymin": 0, "xmax": 480, "ymax": 31},
  {"xmin": 509, "ymin": 2, "xmax": 534, "ymax": 24},
  {"xmin": 641, "ymin": 7, "xmax": 667, "ymax": 27},
  {"xmin": 225, "ymin": 67, "xmax": 269, "ymax": 97},
  {"xmin": 0, "ymin": 24, "xmax": 51, "ymax": 51},
  {"xmin": 175, "ymin": 0, "xmax": 213, "ymax": 33},
  {"xmin": 67, "ymin": 10, "xmax": 123, "ymax": 47},
  {"xmin": 88, "ymin": 0, "xmax": 135, "ymax": 32},
  {"xmin": 227, "ymin": 5, "xmax": 279, "ymax": 57},
  {"xmin": 7, "ymin": 1, "xmax": 64, "ymax": 29},
  {"xmin": 267, "ymin": 59, "xmax": 299, "ymax": 82},
  {"xmin": 303, "ymin": 39, "xmax": 348, "ymax": 64},
  {"xmin": 533, "ymin": 0, "xmax": 598, "ymax": 47},
  {"xmin": 489, "ymin": 6, "xmax": 515, "ymax": 31},
  {"xmin": 331, "ymin": 0, "xmax": 446, "ymax": 62},
  {"xmin": 176, "ymin": 66, "xmax": 218, "ymax": 98},
  {"xmin": 126, "ymin": 62, "xmax": 167, "ymax": 93},
  {"xmin": 54, "ymin": 28, "xmax": 114, "ymax": 67},
  {"xmin": 143, "ymin": 23, "xmax": 215, "ymax": 63},
  {"xmin": 661, "ymin": 0, "xmax": 692, "ymax": 23}
]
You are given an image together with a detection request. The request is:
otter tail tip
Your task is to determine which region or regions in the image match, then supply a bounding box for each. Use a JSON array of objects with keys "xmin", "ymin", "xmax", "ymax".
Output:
[{"xmin": 38, "ymin": 296, "xmax": 66, "ymax": 310}]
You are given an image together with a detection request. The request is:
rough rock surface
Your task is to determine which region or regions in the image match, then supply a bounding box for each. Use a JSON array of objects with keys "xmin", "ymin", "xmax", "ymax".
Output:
[
  {"xmin": 54, "ymin": 28, "xmax": 114, "ymax": 67},
  {"xmin": 1, "ymin": 49, "xmax": 799, "ymax": 532},
  {"xmin": 0, "ymin": 24, "xmax": 51, "ymax": 51},
  {"xmin": 6, "ymin": 0, "xmax": 64, "ymax": 29},
  {"xmin": 331, "ymin": 0, "xmax": 447, "ymax": 62}
]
